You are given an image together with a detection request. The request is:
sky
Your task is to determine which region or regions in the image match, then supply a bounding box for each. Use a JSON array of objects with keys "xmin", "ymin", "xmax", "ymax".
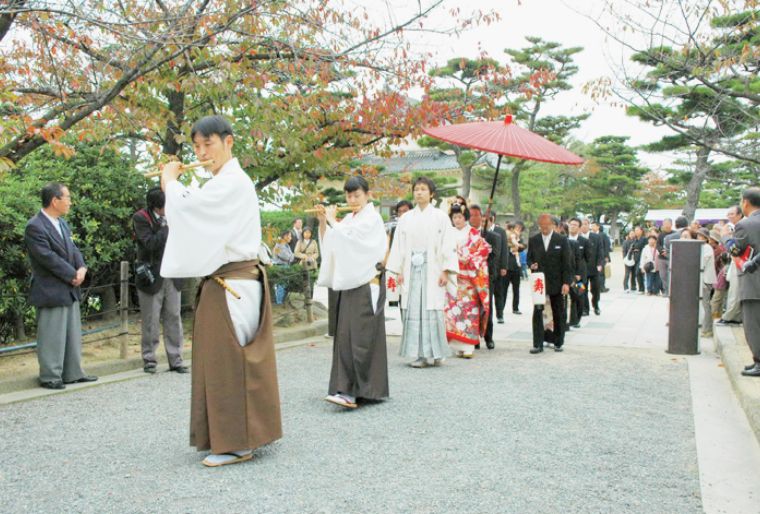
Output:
[{"xmin": 374, "ymin": 0, "xmax": 682, "ymax": 170}]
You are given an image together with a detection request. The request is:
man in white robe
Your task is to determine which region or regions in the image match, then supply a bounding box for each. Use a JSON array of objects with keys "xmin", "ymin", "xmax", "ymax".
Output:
[
  {"xmin": 317, "ymin": 176, "xmax": 389, "ymax": 409},
  {"xmin": 386, "ymin": 177, "xmax": 458, "ymax": 367},
  {"xmin": 161, "ymin": 115, "xmax": 282, "ymax": 467}
]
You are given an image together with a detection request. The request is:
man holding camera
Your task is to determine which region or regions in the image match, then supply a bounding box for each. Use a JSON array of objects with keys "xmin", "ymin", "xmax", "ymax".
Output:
[{"xmin": 133, "ymin": 187, "xmax": 187, "ymax": 374}]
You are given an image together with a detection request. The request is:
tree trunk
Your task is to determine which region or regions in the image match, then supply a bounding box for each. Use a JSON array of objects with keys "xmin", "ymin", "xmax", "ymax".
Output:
[
  {"xmin": 101, "ymin": 286, "xmax": 117, "ymax": 320},
  {"xmin": 683, "ymin": 147, "xmax": 711, "ymax": 221},
  {"xmin": 162, "ymin": 89, "xmax": 186, "ymax": 156},
  {"xmin": 0, "ymin": 0, "xmax": 25, "ymax": 44},
  {"xmin": 609, "ymin": 210, "xmax": 620, "ymax": 245},
  {"xmin": 13, "ymin": 312, "xmax": 26, "ymax": 340},
  {"xmin": 461, "ymin": 164, "xmax": 472, "ymax": 199},
  {"xmin": 510, "ymin": 161, "xmax": 529, "ymax": 221}
]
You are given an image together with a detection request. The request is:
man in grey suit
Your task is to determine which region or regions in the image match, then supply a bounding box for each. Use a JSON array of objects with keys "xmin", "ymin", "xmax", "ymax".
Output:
[
  {"xmin": 722, "ymin": 188, "xmax": 760, "ymax": 377},
  {"xmin": 24, "ymin": 183, "xmax": 97, "ymax": 389}
]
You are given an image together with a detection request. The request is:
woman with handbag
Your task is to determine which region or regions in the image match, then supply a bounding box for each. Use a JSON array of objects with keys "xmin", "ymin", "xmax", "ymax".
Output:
[
  {"xmin": 639, "ymin": 235, "xmax": 661, "ymax": 294},
  {"xmin": 622, "ymin": 230, "xmax": 637, "ymax": 292}
]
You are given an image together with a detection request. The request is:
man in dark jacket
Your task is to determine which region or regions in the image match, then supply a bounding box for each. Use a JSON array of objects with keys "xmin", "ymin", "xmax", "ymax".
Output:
[
  {"xmin": 470, "ymin": 205, "xmax": 502, "ymax": 349},
  {"xmin": 528, "ymin": 214, "xmax": 572, "ymax": 353},
  {"xmin": 567, "ymin": 218, "xmax": 589, "ymax": 328},
  {"xmin": 133, "ymin": 187, "xmax": 187, "ymax": 374},
  {"xmin": 721, "ymin": 188, "xmax": 760, "ymax": 377},
  {"xmin": 489, "ymin": 214, "xmax": 510, "ymax": 323},
  {"xmin": 25, "ymin": 183, "xmax": 97, "ymax": 389},
  {"xmin": 580, "ymin": 218, "xmax": 606, "ymax": 315}
]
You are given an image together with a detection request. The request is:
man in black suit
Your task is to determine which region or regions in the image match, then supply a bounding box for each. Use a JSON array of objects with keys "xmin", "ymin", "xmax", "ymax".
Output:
[
  {"xmin": 528, "ymin": 214, "xmax": 572, "ymax": 353},
  {"xmin": 581, "ymin": 218, "xmax": 605, "ymax": 315},
  {"xmin": 489, "ymin": 214, "xmax": 510, "ymax": 323},
  {"xmin": 504, "ymin": 222, "xmax": 526, "ymax": 315},
  {"xmin": 593, "ymin": 222, "xmax": 611, "ymax": 292},
  {"xmin": 566, "ymin": 218, "xmax": 588, "ymax": 328},
  {"xmin": 470, "ymin": 205, "xmax": 502, "ymax": 349},
  {"xmin": 24, "ymin": 183, "xmax": 97, "ymax": 390},
  {"xmin": 132, "ymin": 187, "xmax": 187, "ymax": 374}
]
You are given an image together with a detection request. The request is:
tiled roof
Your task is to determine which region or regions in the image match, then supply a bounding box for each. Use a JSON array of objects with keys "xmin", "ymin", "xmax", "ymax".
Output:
[{"xmin": 360, "ymin": 150, "xmax": 460, "ymax": 173}]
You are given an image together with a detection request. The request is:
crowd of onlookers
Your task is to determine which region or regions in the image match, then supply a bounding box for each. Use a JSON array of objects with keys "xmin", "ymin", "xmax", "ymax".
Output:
[{"xmin": 621, "ymin": 207, "xmax": 746, "ymax": 338}]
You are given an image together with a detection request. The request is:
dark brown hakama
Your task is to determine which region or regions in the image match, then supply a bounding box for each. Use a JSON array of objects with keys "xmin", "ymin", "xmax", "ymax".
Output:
[
  {"xmin": 329, "ymin": 279, "xmax": 389, "ymax": 400},
  {"xmin": 190, "ymin": 260, "xmax": 282, "ymax": 454}
]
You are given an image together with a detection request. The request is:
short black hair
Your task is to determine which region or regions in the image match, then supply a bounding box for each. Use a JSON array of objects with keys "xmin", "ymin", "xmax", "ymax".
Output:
[
  {"xmin": 146, "ymin": 187, "xmax": 165, "ymax": 210},
  {"xmin": 40, "ymin": 182, "xmax": 66, "ymax": 208},
  {"xmin": 515, "ymin": 221, "xmax": 525, "ymax": 230},
  {"xmin": 344, "ymin": 175, "xmax": 369, "ymax": 193},
  {"xmin": 674, "ymin": 216, "xmax": 689, "ymax": 229},
  {"xmin": 280, "ymin": 229, "xmax": 291, "ymax": 239},
  {"xmin": 190, "ymin": 115, "xmax": 234, "ymax": 141},
  {"xmin": 728, "ymin": 204, "xmax": 743, "ymax": 216},
  {"xmin": 302, "ymin": 226, "xmax": 313, "ymax": 236},
  {"xmin": 648, "ymin": 235, "xmax": 657, "ymax": 241},
  {"xmin": 412, "ymin": 176, "xmax": 436, "ymax": 196},
  {"xmin": 568, "ymin": 217, "xmax": 581, "ymax": 225},
  {"xmin": 469, "ymin": 204, "xmax": 482, "ymax": 214},
  {"xmin": 395, "ymin": 200, "xmax": 413, "ymax": 214},
  {"xmin": 742, "ymin": 188, "xmax": 760, "ymax": 208},
  {"xmin": 551, "ymin": 215, "xmax": 561, "ymax": 226},
  {"xmin": 449, "ymin": 203, "xmax": 469, "ymax": 221}
]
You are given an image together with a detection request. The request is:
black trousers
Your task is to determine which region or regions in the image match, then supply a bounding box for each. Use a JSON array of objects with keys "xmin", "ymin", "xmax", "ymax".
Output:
[
  {"xmin": 623, "ymin": 265, "xmax": 636, "ymax": 290},
  {"xmin": 485, "ymin": 281, "xmax": 496, "ymax": 342},
  {"xmin": 634, "ymin": 266, "xmax": 645, "ymax": 292},
  {"xmin": 494, "ymin": 275, "xmax": 508, "ymax": 318},
  {"xmin": 582, "ymin": 275, "xmax": 601, "ymax": 313},
  {"xmin": 504, "ymin": 270, "xmax": 521, "ymax": 313},
  {"xmin": 532, "ymin": 293, "xmax": 566, "ymax": 349},
  {"xmin": 569, "ymin": 287, "xmax": 584, "ymax": 326}
]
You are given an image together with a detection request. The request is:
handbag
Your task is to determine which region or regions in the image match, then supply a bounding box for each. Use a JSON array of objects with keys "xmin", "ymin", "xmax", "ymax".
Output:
[
  {"xmin": 644, "ymin": 261, "xmax": 655, "ymax": 273},
  {"xmin": 623, "ymin": 247, "xmax": 635, "ymax": 267},
  {"xmin": 604, "ymin": 262, "xmax": 612, "ymax": 278}
]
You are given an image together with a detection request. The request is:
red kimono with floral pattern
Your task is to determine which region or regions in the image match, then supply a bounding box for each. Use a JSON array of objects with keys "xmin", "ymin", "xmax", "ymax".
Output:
[{"xmin": 445, "ymin": 226, "xmax": 491, "ymax": 345}]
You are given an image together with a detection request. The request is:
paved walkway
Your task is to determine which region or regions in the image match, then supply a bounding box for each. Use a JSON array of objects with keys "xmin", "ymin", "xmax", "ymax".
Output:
[{"xmin": 1, "ymin": 256, "xmax": 759, "ymax": 513}]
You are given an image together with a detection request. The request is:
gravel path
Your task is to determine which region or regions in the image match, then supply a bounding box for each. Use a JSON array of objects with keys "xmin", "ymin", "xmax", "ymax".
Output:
[{"xmin": 0, "ymin": 336, "xmax": 701, "ymax": 513}]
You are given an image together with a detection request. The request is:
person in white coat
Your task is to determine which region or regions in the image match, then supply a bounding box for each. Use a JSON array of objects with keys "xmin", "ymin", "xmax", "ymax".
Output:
[
  {"xmin": 386, "ymin": 177, "xmax": 458, "ymax": 368},
  {"xmin": 639, "ymin": 235, "xmax": 661, "ymax": 294}
]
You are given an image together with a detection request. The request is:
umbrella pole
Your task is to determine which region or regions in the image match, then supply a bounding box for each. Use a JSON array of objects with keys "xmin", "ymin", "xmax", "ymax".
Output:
[{"xmin": 483, "ymin": 155, "xmax": 502, "ymax": 232}]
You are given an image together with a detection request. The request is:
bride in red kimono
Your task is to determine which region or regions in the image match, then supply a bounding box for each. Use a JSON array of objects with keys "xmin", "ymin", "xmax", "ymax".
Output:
[{"xmin": 444, "ymin": 204, "xmax": 491, "ymax": 358}]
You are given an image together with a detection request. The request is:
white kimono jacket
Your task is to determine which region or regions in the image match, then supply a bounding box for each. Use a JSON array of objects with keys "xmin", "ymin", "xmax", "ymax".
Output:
[
  {"xmin": 161, "ymin": 157, "xmax": 262, "ymax": 346},
  {"xmin": 317, "ymin": 203, "xmax": 387, "ymax": 292},
  {"xmin": 386, "ymin": 204, "xmax": 458, "ymax": 310}
]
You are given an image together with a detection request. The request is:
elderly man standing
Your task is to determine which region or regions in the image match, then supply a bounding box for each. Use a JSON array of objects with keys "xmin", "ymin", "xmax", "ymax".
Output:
[
  {"xmin": 719, "ymin": 205, "xmax": 745, "ymax": 325},
  {"xmin": 24, "ymin": 183, "xmax": 97, "ymax": 390},
  {"xmin": 527, "ymin": 214, "xmax": 572, "ymax": 353},
  {"xmin": 722, "ymin": 189, "xmax": 760, "ymax": 377}
]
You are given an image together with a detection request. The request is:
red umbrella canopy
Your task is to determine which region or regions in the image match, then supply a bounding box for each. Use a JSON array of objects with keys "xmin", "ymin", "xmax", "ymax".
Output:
[{"xmin": 422, "ymin": 115, "xmax": 584, "ymax": 166}]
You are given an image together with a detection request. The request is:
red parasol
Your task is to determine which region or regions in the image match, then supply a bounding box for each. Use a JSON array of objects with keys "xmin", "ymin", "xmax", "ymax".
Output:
[{"xmin": 422, "ymin": 115, "xmax": 584, "ymax": 220}]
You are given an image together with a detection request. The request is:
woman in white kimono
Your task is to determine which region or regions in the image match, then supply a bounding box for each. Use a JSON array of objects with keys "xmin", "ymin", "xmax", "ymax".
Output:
[
  {"xmin": 386, "ymin": 177, "xmax": 458, "ymax": 368},
  {"xmin": 316, "ymin": 176, "xmax": 389, "ymax": 409}
]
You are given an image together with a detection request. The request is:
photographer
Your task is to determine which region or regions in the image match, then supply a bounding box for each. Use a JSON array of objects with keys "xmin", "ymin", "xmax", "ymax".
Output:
[{"xmin": 133, "ymin": 187, "xmax": 187, "ymax": 374}]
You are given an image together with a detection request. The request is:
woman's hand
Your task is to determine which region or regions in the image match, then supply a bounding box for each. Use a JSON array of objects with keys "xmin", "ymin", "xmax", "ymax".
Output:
[{"xmin": 438, "ymin": 271, "xmax": 448, "ymax": 287}]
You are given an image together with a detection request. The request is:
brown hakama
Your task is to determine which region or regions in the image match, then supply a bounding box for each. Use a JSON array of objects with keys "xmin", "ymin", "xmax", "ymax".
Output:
[
  {"xmin": 329, "ymin": 279, "xmax": 389, "ymax": 400},
  {"xmin": 190, "ymin": 260, "xmax": 282, "ymax": 454}
]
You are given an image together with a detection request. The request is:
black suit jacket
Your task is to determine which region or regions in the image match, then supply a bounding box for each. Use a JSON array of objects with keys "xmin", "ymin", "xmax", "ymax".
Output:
[
  {"xmin": 527, "ymin": 232, "xmax": 573, "ymax": 296},
  {"xmin": 567, "ymin": 237, "xmax": 587, "ymax": 281},
  {"xmin": 583, "ymin": 231, "xmax": 605, "ymax": 276},
  {"xmin": 491, "ymin": 226, "xmax": 510, "ymax": 273},
  {"xmin": 482, "ymin": 229, "xmax": 502, "ymax": 284},
  {"xmin": 132, "ymin": 209, "xmax": 184, "ymax": 293},
  {"xmin": 24, "ymin": 212, "xmax": 86, "ymax": 308}
]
